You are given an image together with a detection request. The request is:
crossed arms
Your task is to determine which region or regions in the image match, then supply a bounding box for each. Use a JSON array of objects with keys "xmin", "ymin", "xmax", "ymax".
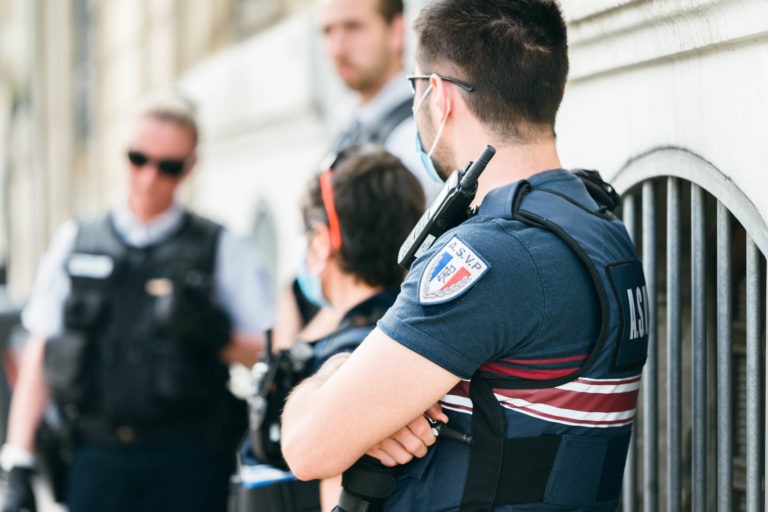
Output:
[{"xmin": 281, "ymin": 327, "xmax": 461, "ymax": 480}]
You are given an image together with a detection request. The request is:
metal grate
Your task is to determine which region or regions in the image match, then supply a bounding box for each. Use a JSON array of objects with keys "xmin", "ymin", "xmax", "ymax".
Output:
[{"xmin": 614, "ymin": 148, "xmax": 768, "ymax": 512}]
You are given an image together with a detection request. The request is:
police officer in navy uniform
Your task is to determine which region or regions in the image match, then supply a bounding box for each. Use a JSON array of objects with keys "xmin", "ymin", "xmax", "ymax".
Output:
[
  {"xmin": 281, "ymin": 1, "xmax": 649, "ymax": 511},
  {"xmin": 1, "ymin": 94, "xmax": 272, "ymax": 512},
  {"xmin": 284, "ymin": 146, "xmax": 427, "ymax": 510},
  {"xmin": 243, "ymin": 147, "xmax": 427, "ymax": 511}
]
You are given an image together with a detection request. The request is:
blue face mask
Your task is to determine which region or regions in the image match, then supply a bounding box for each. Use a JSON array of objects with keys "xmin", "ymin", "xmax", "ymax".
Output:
[
  {"xmin": 415, "ymin": 130, "xmax": 444, "ymax": 184},
  {"xmin": 413, "ymin": 84, "xmax": 448, "ymax": 184},
  {"xmin": 296, "ymin": 248, "xmax": 328, "ymax": 308}
]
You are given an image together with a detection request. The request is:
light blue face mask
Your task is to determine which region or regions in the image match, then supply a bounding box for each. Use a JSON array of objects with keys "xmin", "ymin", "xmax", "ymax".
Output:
[
  {"xmin": 413, "ymin": 83, "xmax": 448, "ymax": 184},
  {"xmin": 296, "ymin": 247, "xmax": 328, "ymax": 308}
]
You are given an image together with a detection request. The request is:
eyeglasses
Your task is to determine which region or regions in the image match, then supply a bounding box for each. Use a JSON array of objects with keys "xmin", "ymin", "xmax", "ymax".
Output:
[
  {"xmin": 127, "ymin": 150, "xmax": 190, "ymax": 177},
  {"xmin": 407, "ymin": 73, "xmax": 475, "ymax": 94}
]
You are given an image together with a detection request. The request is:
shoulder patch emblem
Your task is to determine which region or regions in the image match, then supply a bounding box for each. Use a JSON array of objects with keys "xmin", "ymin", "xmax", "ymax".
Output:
[{"xmin": 419, "ymin": 236, "xmax": 490, "ymax": 305}]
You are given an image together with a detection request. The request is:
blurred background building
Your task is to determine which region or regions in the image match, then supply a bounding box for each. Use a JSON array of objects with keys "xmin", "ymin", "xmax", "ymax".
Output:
[{"xmin": 1, "ymin": 1, "xmax": 767, "ymax": 510}]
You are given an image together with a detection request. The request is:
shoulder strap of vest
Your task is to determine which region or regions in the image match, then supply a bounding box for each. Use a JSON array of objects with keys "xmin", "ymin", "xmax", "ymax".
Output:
[
  {"xmin": 73, "ymin": 213, "xmax": 125, "ymax": 259},
  {"xmin": 361, "ymin": 97, "xmax": 413, "ymax": 146},
  {"xmin": 66, "ymin": 214, "xmax": 127, "ymax": 289},
  {"xmin": 484, "ymin": 184, "xmax": 613, "ymax": 389}
]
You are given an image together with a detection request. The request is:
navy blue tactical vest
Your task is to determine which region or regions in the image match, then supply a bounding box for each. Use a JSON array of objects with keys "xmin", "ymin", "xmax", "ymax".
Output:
[{"xmin": 385, "ymin": 173, "xmax": 648, "ymax": 511}]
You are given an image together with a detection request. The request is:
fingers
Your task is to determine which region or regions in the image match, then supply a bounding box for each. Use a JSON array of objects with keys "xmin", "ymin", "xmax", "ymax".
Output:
[
  {"xmin": 367, "ymin": 435, "xmax": 425, "ymax": 467},
  {"xmin": 366, "ymin": 446, "xmax": 394, "ymax": 467},
  {"xmin": 424, "ymin": 402, "xmax": 448, "ymax": 423},
  {"xmin": 367, "ymin": 416, "xmax": 436, "ymax": 467},
  {"xmin": 366, "ymin": 403, "xmax": 449, "ymax": 468}
]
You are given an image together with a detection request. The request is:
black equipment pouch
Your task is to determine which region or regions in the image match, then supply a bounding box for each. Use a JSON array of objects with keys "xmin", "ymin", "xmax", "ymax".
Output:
[
  {"xmin": 44, "ymin": 330, "xmax": 92, "ymax": 407},
  {"xmin": 398, "ymin": 145, "xmax": 496, "ymax": 268},
  {"xmin": 44, "ymin": 236, "xmax": 121, "ymax": 409},
  {"xmin": 248, "ymin": 333, "xmax": 314, "ymax": 469},
  {"xmin": 334, "ymin": 455, "xmax": 397, "ymax": 512}
]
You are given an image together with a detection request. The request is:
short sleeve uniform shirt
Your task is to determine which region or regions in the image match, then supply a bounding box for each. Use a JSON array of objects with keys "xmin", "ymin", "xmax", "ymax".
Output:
[{"xmin": 378, "ymin": 169, "xmax": 601, "ymax": 381}]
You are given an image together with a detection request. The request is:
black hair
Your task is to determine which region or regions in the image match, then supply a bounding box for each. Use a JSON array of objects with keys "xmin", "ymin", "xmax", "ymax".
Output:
[{"xmin": 302, "ymin": 145, "xmax": 424, "ymax": 288}]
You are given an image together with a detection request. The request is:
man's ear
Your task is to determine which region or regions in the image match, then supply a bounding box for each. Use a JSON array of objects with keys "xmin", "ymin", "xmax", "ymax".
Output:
[
  {"xmin": 309, "ymin": 223, "xmax": 333, "ymax": 265},
  {"xmin": 430, "ymin": 74, "xmax": 453, "ymax": 123}
]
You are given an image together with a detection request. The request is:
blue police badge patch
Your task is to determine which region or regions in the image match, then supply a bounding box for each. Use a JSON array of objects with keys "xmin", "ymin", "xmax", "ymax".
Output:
[{"xmin": 419, "ymin": 236, "xmax": 489, "ymax": 305}]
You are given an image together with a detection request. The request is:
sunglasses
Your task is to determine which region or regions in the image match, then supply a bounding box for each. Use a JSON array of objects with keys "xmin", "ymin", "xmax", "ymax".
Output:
[
  {"xmin": 127, "ymin": 150, "xmax": 190, "ymax": 177},
  {"xmin": 407, "ymin": 73, "xmax": 475, "ymax": 94}
]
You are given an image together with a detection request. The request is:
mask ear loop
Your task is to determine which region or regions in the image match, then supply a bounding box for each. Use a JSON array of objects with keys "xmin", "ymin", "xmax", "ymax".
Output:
[{"xmin": 319, "ymin": 169, "xmax": 342, "ymax": 251}]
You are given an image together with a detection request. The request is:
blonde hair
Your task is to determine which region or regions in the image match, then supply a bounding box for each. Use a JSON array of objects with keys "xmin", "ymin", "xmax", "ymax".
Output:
[{"xmin": 137, "ymin": 91, "xmax": 199, "ymax": 146}]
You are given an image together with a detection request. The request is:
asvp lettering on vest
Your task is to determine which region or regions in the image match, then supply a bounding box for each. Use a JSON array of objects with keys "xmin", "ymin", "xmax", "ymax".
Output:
[
  {"xmin": 626, "ymin": 285, "xmax": 650, "ymax": 341},
  {"xmin": 607, "ymin": 261, "xmax": 649, "ymax": 370}
]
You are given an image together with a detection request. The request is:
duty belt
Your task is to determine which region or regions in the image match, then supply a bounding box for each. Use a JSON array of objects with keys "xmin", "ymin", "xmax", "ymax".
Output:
[{"xmin": 75, "ymin": 417, "xmax": 212, "ymax": 447}]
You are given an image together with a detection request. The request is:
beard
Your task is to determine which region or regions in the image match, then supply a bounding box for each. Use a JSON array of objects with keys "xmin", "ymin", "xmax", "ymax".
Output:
[{"xmin": 333, "ymin": 52, "xmax": 392, "ymax": 96}]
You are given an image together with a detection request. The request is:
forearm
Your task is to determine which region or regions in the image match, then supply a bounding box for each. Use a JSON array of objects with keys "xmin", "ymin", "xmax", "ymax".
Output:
[
  {"xmin": 281, "ymin": 354, "xmax": 358, "ymax": 479},
  {"xmin": 281, "ymin": 331, "xmax": 461, "ymax": 481},
  {"xmin": 6, "ymin": 334, "xmax": 50, "ymax": 453}
]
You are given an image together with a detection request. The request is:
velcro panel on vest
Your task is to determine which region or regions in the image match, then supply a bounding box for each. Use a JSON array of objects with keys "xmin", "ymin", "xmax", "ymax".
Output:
[
  {"xmin": 495, "ymin": 436, "xmax": 561, "ymax": 504},
  {"xmin": 490, "ymin": 433, "xmax": 630, "ymax": 507},
  {"xmin": 545, "ymin": 433, "xmax": 629, "ymax": 505}
]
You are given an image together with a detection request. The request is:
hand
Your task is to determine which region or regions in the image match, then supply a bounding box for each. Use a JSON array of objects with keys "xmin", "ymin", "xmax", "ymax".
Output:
[
  {"xmin": 2, "ymin": 467, "xmax": 37, "ymax": 512},
  {"xmin": 366, "ymin": 403, "xmax": 449, "ymax": 467}
]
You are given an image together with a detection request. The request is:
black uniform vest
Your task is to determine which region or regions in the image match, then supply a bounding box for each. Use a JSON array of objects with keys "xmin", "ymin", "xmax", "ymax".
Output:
[{"xmin": 59, "ymin": 212, "xmax": 229, "ymax": 428}]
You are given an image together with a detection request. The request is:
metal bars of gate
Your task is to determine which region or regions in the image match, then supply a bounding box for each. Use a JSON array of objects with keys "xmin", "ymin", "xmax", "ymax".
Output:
[
  {"xmin": 667, "ymin": 177, "xmax": 683, "ymax": 512},
  {"xmin": 620, "ymin": 176, "xmax": 767, "ymax": 512},
  {"xmin": 717, "ymin": 201, "xmax": 733, "ymax": 511},
  {"xmin": 642, "ymin": 182, "xmax": 659, "ymax": 512},
  {"xmin": 746, "ymin": 238, "xmax": 761, "ymax": 512},
  {"xmin": 691, "ymin": 185, "xmax": 706, "ymax": 511}
]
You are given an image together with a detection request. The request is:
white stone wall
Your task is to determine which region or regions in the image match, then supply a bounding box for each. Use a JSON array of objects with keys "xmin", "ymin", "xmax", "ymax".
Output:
[{"xmin": 558, "ymin": 0, "xmax": 768, "ymax": 229}]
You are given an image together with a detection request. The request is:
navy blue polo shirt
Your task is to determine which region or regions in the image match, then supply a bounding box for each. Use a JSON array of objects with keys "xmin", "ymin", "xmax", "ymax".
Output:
[{"xmin": 378, "ymin": 169, "xmax": 600, "ymax": 381}]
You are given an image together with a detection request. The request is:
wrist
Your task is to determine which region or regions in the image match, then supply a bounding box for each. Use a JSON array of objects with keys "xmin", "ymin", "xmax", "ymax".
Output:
[{"xmin": 0, "ymin": 444, "xmax": 35, "ymax": 472}]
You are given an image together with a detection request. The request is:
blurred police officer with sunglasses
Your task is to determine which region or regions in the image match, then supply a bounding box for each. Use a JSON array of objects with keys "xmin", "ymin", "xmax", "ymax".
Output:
[{"xmin": 1, "ymin": 94, "xmax": 272, "ymax": 512}]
